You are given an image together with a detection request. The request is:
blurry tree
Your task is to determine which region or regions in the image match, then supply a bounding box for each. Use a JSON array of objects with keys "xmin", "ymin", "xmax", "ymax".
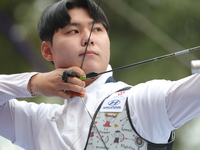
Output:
[{"xmin": 1, "ymin": 0, "xmax": 200, "ymax": 149}]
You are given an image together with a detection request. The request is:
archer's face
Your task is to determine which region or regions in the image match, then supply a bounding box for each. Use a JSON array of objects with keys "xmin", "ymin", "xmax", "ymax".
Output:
[{"xmin": 44, "ymin": 7, "xmax": 110, "ymax": 74}]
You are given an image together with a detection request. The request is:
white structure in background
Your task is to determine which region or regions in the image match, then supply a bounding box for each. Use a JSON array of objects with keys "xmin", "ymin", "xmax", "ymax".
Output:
[
  {"xmin": 191, "ymin": 60, "xmax": 200, "ymax": 74},
  {"xmin": 0, "ymin": 137, "xmax": 24, "ymax": 150}
]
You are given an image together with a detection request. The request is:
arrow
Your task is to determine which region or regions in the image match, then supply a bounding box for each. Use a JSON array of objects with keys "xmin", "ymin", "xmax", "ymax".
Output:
[{"xmin": 85, "ymin": 45, "xmax": 200, "ymax": 79}]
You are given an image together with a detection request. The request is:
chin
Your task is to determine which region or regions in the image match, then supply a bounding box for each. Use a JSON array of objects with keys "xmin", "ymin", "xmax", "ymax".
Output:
[
  {"xmin": 82, "ymin": 61, "xmax": 108, "ymax": 74},
  {"xmin": 83, "ymin": 66, "xmax": 99, "ymax": 75}
]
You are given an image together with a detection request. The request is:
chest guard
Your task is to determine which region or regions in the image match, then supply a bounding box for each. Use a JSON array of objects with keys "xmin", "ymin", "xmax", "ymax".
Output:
[{"xmin": 84, "ymin": 87, "xmax": 175, "ymax": 150}]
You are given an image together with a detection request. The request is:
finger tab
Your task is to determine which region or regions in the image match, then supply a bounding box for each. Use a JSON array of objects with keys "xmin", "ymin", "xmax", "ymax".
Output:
[{"xmin": 62, "ymin": 70, "xmax": 77, "ymax": 82}]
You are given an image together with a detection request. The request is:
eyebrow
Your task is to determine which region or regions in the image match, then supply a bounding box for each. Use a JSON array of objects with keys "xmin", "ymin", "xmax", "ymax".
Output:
[{"xmin": 67, "ymin": 21, "xmax": 95, "ymax": 27}]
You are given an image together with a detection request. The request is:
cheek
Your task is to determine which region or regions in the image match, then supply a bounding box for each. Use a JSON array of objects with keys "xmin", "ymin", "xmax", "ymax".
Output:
[
  {"xmin": 102, "ymin": 37, "xmax": 110, "ymax": 61},
  {"xmin": 51, "ymin": 43, "xmax": 76, "ymax": 67}
]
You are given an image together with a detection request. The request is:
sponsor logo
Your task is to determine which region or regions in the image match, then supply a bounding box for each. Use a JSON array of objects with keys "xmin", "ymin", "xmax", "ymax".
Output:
[
  {"xmin": 100, "ymin": 97, "xmax": 126, "ymax": 112},
  {"xmin": 102, "ymin": 100, "xmax": 121, "ymax": 110},
  {"xmin": 108, "ymin": 100, "xmax": 121, "ymax": 106}
]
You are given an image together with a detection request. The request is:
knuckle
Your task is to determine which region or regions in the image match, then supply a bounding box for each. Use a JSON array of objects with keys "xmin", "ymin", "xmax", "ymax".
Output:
[{"xmin": 78, "ymin": 87, "xmax": 85, "ymax": 93}]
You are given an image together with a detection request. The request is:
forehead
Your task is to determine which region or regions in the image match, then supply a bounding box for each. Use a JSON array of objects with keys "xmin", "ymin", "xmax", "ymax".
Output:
[{"xmin": 68, "ymin": 7, "xmax": 93, "ymax": 23}]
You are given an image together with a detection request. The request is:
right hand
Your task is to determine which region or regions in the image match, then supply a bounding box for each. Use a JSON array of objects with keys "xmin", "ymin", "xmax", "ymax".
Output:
[{"xmin": 28, "ymin": 67, "xmax": 86, "ymax": 99}]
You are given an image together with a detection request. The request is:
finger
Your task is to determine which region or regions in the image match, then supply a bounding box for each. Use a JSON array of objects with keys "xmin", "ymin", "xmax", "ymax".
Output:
[
  {"xmin": 56, "ymin": 90, "xmax": 72, "ymax": 99},
  {"xmin": 67, "ymin": 77, "xmax": 86, "ymax": 87},
  {"xmin": 69, "ymin": 67, "xmax": 86, "ymax": 78},
  {"xmin": 58, "ymin": 69, "xmax": 86, "ymax": 83},
  {"xmin": 56, "ymin": 75, "xmax": 86, "ymax": 92},
  {"xmin": 60, "ymin": 83, "xmax": 86, "ymax": 94}
]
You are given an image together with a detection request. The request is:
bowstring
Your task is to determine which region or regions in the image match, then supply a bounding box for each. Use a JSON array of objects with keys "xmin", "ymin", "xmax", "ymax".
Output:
[
  {"xmin": 80, "ymin": 0, "xmax": 108, "ymax": 149},
  {"xmin": 80, "ymin": 21, "xmax": 95, "ymax": 69},
  {"xmin": 80, "ymin": 0, "xmax": 102, "ymax": 69}
]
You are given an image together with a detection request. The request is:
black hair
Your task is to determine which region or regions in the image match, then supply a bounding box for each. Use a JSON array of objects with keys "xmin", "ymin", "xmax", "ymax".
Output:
[{"xmin": 38, "ymin": 0, "xmax": 109, "ymax": 43}]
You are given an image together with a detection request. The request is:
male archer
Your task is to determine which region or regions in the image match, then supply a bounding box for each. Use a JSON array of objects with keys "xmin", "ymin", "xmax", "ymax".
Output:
[{"xmin": 1, "ymin": 0, "xmax": 200, "ymax": 150}]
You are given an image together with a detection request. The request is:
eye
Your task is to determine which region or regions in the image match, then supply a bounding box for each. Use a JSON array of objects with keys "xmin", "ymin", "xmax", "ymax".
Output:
[
  {"xmin": 67, "ymin": 30, "xmax": 79, "ymax": 34},
  {"xmin": 93, "ymin": 27, "xmax": 102, "ymax": 32}
]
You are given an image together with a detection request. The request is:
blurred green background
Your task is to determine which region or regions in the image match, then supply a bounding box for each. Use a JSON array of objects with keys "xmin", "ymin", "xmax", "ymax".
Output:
[{"xmin": 1, "ymin": 0, "xmax": 200, "ymax": 149}]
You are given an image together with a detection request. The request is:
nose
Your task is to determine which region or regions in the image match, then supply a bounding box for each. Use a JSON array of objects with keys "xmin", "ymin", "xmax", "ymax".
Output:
[
  {"xmin": 81, "ymin": 31, "xmax": 94, "ymax": 46},
  {"xmin": 83, "ymin": 40, "xmax": 94, "ymax": 46}
]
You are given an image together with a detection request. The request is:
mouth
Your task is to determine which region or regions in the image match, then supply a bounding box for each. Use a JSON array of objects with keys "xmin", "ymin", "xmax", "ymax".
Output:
[{"xmin": 79, "ymin": 50, "xmax": 98, "ymax": 56}]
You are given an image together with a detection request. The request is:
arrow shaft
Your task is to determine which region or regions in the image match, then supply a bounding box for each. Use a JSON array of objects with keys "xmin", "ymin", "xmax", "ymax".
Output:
[{"xmin": 92, "ymin": 46, "xmax": 200, "ymax": 77}]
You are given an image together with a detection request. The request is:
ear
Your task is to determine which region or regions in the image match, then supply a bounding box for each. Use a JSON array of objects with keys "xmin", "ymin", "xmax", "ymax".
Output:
[{"xmin": 41, "ymin": 41, "xmax": 54, "ymax": 61}]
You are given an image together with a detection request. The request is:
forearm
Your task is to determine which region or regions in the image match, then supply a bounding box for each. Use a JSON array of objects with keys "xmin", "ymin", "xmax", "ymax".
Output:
[
  {"xmin": 0, "ymin": 67, "xmax": 87, "ymax": 106},
  {"xmin": 0, "ymin": 72, "xmax": 38, "ymax": 106}
]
